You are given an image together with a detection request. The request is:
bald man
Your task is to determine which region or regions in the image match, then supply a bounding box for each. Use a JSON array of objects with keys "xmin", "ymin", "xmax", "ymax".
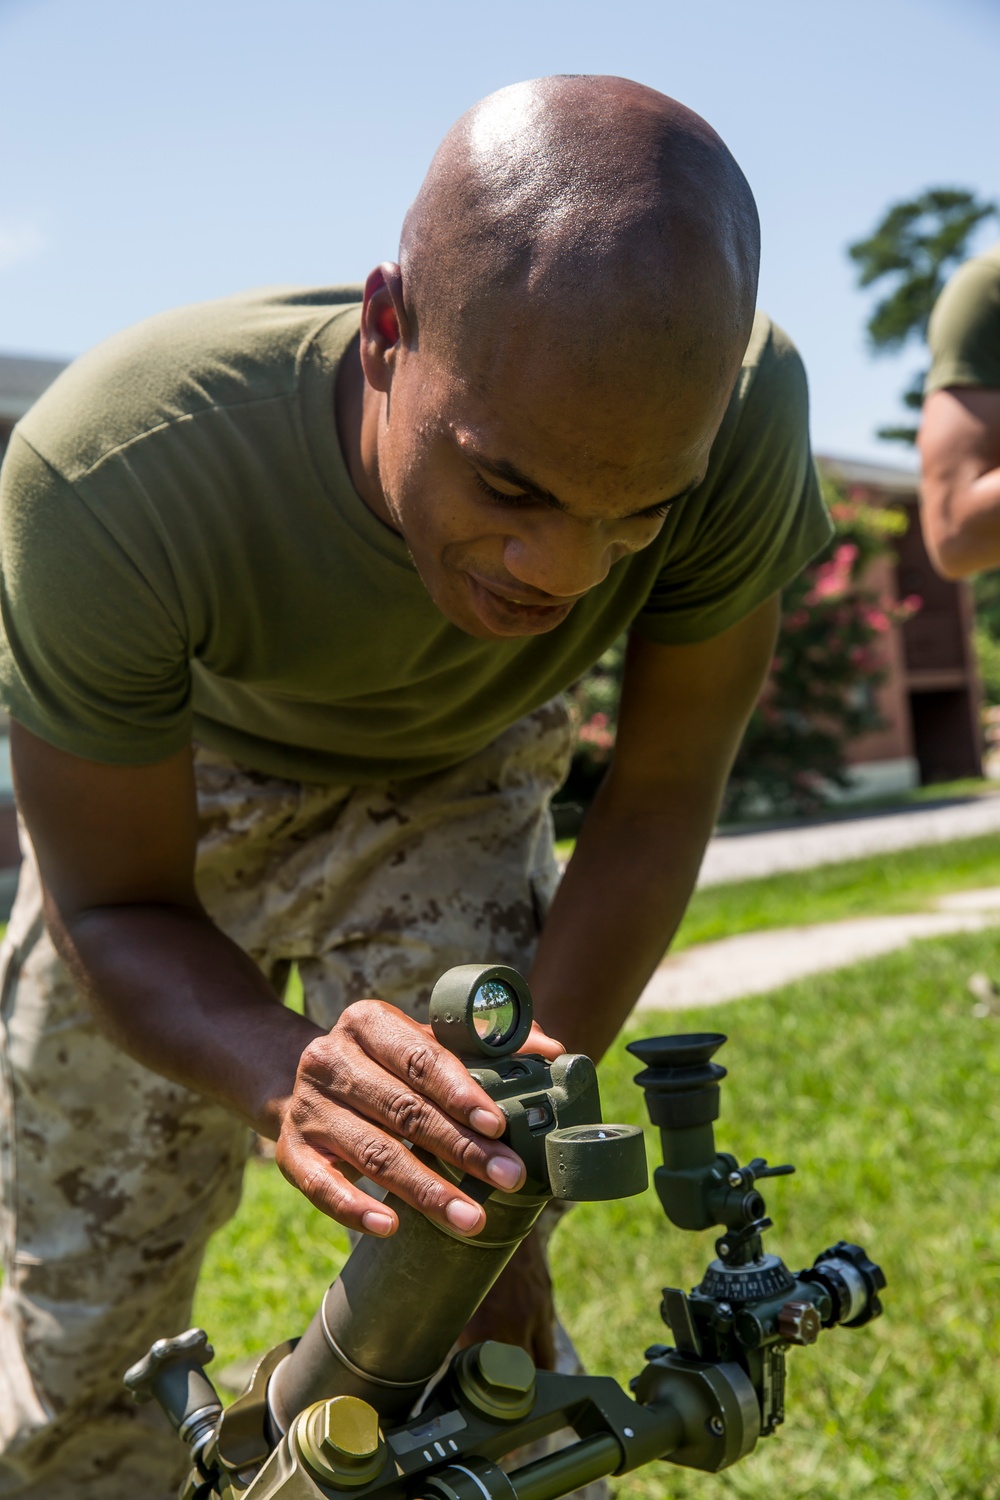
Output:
[
  {"xmin": 0, "ymin": 76, "xmax": 830, "ymax": 1499},
  {"xmin": 919, "ymin": 241, "xmax": 1000, "ymax": 577}
]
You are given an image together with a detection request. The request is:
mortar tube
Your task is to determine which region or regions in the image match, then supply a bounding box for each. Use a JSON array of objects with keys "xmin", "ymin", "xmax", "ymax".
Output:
[{"xmin": 267, "ymin": 1183, "xmax": 548, "ymax": 1432}]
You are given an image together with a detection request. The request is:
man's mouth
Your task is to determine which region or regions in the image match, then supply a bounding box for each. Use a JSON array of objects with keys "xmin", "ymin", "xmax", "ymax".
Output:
[{"xmin": 464, "ymin": 573, "xmax": 580, "ymax": 633}]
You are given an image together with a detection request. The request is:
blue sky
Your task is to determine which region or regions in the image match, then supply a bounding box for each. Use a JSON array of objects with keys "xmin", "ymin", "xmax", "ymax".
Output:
[{"xmin": 1, "ymin": 0, "xmax": 997, "ymax": 464}]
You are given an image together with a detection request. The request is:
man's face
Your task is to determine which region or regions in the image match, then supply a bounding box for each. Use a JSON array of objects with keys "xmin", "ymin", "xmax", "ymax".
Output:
[{"xmin": 370, "ymin": 314, "xmax": 731, "ymax": 641}]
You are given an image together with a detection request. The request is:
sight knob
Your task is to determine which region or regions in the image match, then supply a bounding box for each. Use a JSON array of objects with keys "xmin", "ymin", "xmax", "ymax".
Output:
[{"xmin": 777, "ymin": 1300, "xmax": 822, "ymax": 1346}]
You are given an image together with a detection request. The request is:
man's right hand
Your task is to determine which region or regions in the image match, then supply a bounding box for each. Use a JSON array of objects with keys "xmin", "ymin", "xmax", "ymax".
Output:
[
  {"xmin": 10, "ymin": 720, "xmax": 564, "ymax": 1241},
  {"xmin": 275, "ymin": 999, "xmax": 536, "ymax": 1238}
]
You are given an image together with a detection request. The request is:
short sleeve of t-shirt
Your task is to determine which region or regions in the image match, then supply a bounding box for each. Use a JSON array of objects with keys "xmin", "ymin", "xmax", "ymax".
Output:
[
  {"xmin": 633, "ymin": 317, "xmax": 831, "ymax": 645},
  {"xmin": 0, "ymin": 431, "xmax": 193, "ymax": 763},
  {"xmin": 926, "ymin": 243, "xmax": 1000, "ymax": 394}
]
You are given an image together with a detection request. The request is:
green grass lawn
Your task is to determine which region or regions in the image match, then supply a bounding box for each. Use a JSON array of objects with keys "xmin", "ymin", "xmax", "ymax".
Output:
[
  {"xmin": 671, "ymin": 832, "xmax": 1000, "ymax": 952},
  {"xmin": 196, "ymin": 927, "xmax": 1000, "ymax": 1500}
]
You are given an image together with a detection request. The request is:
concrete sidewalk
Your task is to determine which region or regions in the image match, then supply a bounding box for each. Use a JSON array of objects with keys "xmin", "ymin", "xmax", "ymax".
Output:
[
  {"xmin": 636, "ymin": 886, "xmax": 1000, "ymax": 1013},
  {"xmin": 698, "ymin": 794, "xmax": 1000, "ymax": 887}
]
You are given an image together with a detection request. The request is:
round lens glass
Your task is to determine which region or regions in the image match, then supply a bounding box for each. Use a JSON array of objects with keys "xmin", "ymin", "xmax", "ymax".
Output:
[{"xmin": 471, "ymin": 980, "xmax": 518, "ymax": 1047}]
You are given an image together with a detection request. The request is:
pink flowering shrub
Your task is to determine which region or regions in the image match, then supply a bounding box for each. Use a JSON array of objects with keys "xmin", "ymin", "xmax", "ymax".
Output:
[
  {"xmin": 724, "ymin": 486, "xmax": 920, "ymax": 817},
  {"xmin": 558, "ymin": 482, "xmax": 921, "ymax": 819}
]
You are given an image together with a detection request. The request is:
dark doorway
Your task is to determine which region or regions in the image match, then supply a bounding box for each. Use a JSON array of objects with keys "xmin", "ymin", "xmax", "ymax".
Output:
[{"xmin": 909, "ymin": 690, "xmax": 982, "ymax": 783}]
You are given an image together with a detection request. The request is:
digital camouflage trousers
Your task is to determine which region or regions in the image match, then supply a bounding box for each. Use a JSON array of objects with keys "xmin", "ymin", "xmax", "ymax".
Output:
[{"xmin": 0, "ymin": 701, "xmax": 574, "ymax": 1500}]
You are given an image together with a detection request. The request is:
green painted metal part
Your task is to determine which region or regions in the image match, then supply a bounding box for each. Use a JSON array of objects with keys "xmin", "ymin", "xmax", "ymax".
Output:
[
  {"xmin": 419, "ymin": 1434, "xmax": 625, "ymax": 1500},
  {"xmin": 429, "ymin": 965, "xmax": 534, "ymax": 1060},
  {"xmin": 544, "ymin": 1123, "xmax": 647, "ymax": 1202},
  {"xmin": 504, "ymin": 1435, "xmax": 623, "ymax": 1500},
  {"xmin": 455, "ymin": 1341, "xmax": 536, "ymax": 1422}
]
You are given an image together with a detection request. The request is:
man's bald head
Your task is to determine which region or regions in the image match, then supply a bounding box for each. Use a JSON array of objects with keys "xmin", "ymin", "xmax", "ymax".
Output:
[
  {"xmin": 348, "ymin": 78, "xmax": 764, "ymax": 639},
  {"xmin": 399, "ymin": 75, "xmax": 760, "ymax": 392}
]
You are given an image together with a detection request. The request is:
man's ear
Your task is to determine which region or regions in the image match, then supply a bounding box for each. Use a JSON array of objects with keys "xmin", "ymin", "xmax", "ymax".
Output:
[{"xmin": 360, "ymin": 263, "xmax": 409, "ymax": 392}]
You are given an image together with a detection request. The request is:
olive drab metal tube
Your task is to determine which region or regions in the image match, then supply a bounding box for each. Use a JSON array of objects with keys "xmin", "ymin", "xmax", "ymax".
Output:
[
  {"xmin": 506, "ymin": 1434, "xmax": 624, "ymax": 1500},
  {"xmin": 267, "ymin": 1184, "xmax": 549, "ymax": 1428}
]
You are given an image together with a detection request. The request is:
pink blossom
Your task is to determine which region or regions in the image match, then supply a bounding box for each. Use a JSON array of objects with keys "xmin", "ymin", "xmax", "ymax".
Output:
[
  {"xmin": 578, "ymin": 714, "xmax": 614, "ymax": 753},
  {"xmin": 805, "ymin": 543, "xmax": 859, "ymax": 604}
]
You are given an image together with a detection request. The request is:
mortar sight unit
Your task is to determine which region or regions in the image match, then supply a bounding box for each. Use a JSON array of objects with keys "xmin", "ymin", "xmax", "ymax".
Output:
[{"xmin": 126, "ymin": 964, "xmax": 886, "ymax": 1500}]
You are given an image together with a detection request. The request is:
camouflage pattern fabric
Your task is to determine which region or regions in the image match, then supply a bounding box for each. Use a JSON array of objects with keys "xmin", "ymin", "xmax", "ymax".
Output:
[{"xmin": 0, "ymin": 702, "xmax": 585, "ymax": 1499}]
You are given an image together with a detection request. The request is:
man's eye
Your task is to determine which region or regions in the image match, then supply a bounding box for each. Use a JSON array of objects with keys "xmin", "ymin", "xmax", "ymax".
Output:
[
  {"xmin": 643, "ymin": 503, "xmax": 673, "ymax": 522},
  {"xmin": 473, "ymin": 473, "xmax": 528, "ymax": 505},
  {"xmin": 473, "ymin": 472, "xmax": 533, "ymax": 507}
]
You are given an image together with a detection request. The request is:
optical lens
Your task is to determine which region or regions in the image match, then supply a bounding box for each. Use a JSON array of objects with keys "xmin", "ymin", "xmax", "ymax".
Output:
[{"xmin": 471, "ymin": 980, "xmax": 518, "ymax": 1047}]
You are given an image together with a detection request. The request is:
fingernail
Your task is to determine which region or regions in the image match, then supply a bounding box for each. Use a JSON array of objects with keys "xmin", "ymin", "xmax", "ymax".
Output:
[
  {"xmin": 486, "ymin": 1156, "xmax": 523, "ymax": 1191},
  {"xmin": 446, "ymin": 1199, "xmax": 484, "ymax": 1233},
  {"xmin": 362, "ymin": 1210, "xmax": 395, "ymax": 1237},
  {"xmin": 470, "ymin": 1107, "xmax": 503, "ymax": 1137}
]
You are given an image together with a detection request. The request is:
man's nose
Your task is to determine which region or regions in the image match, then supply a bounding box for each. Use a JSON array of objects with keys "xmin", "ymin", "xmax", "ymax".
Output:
[{"xmin": 502, "ymin": 516, "xmax": 622, "ymax": 600}]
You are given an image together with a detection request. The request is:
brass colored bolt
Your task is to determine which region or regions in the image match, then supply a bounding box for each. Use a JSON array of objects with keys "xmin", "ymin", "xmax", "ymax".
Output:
[
  {"xmin": 457, "ymin": 1341, "xmax": 536, "ymax": 1421},
  {"xmin": 293, "ymin": 1396, "xmax": 385, "ymax": 1487},
  {"xmin": 477, "ymin": 1341, "xmax": 535, "ymax": 1396},
  {"xmin": 319, "ymin": 1396, "xmax": 381, "ymax": 1463}
]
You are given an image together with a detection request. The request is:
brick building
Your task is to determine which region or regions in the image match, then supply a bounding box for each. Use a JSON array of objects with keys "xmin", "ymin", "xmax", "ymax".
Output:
[
  {"xmin": 0, "ymin": 351, "xmax": 65, "ymax": 458},
  {"xmin": 818, "ymin": 455, "xmax": 982, "ymax": 795}
]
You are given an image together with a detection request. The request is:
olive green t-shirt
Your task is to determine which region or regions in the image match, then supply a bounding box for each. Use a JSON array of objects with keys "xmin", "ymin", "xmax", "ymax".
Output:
[
  {"xmin": 926, "ymin": 241, "xmax": 1000, "ymax": 394},
  {"xmin": 0, "ymin": 287, "xmax": 830, "ymax": 785}
]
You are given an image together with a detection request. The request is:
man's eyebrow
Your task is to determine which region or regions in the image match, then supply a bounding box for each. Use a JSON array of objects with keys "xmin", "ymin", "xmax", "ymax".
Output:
[{"xmin": 468, "ymin": 449, "xmax": 703, "ymax": 519}]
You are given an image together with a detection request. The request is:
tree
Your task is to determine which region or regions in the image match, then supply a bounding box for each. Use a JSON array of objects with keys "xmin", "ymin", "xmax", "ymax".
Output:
[{"xmin": 848, "ymin": 188, "xmax": 997, "ymax": 443}]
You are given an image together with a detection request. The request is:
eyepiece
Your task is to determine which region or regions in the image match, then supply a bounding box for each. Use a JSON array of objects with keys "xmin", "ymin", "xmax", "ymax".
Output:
[
  {"xmin": 430, "ymin": 965, "xmax": 534, "ymax": 1059},
  {"xmin": 627, "ymin": 1032, "xmax": 728, "ymax": 1130},
  {"xmin": 627, "ymin": 1033, "xmax": 727, "ymax": 1071}
]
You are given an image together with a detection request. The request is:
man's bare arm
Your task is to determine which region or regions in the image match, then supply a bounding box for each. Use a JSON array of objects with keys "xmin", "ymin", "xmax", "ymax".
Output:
[
  {"xmin": 465, "ymin": 596, "xmax": 778, "ymax": 1360},
  {"xmin": 528, "ymin": 594, "xmax": 780, "ymax": 1059},
  {"xmin": 10, "ymin": 723, "xmax": 536, "ymax": 1237},
  {"xmin": 918, "ymin": 387, "xmax": 1000, "ymax": 579}
]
